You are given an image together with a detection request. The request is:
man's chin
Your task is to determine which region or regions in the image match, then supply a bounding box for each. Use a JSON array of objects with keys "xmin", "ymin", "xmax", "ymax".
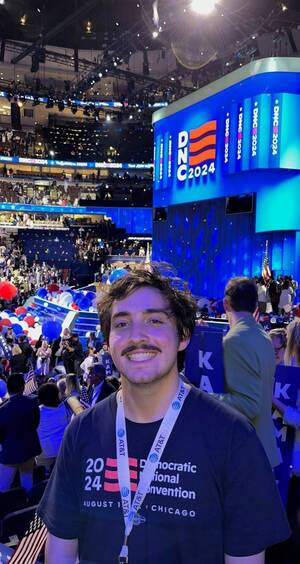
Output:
[{"xmin": 121, "ymin": 373, "xmax": 165, "ymax": 386}]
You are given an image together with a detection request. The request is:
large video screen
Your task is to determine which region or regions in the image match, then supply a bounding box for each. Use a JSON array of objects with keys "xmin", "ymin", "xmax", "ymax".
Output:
[{"xmin": 153, "ymin": 67, "xmax": 300, "ymax": 212}]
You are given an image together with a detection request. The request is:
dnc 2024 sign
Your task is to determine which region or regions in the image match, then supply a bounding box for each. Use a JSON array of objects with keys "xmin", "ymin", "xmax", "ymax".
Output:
[
  {"xmin": 176, "ymin": 120, "xmax": 217, "ymax": 182},
  {"xmin": 153, "ymin": 67, "xmax": 300, "ymax": 208}
]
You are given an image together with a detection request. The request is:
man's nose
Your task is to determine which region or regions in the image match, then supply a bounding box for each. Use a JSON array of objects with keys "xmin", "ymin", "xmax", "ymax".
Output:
[{"xmin": 128, "ymin": 321, "xmax": 149, "ymax": 341}]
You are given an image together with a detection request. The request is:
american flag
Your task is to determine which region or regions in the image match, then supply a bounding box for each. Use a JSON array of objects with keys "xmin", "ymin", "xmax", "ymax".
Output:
[
  {"xmin": 253, "ymin": 307, "xmax": 260, "ymax": 323},
  {"xmin": 262, "ymin": 240, "xmax": 271, "ymax": 283},
  {"xmin": 80, "ymin": 384, "xmax": 91, "ymax": 409},
  {"xmin": 9, "ymin": 512, "xmax": 47, "ymax": 564},
  {"xmin": 24, "ymin": 363, "xmax": 38, "ymax": 396}
]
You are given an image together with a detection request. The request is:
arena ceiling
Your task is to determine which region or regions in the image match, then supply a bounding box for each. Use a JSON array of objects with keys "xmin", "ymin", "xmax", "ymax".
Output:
[{"xmin": 1, "ymin": 0, "xmax": 300, "ymax": 90}]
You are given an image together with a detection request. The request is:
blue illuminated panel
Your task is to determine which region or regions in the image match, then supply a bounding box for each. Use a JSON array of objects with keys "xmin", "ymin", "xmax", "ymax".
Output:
[
  {"xmin": 153, "ymin": 61, "xmax": 300, "ymax": 223},
  {"xmin": 0, "ymin": 204, "xmax": 152, "ymax": 234},
  {"xmin": 0, "ymin": 155, "xmax": 152, "ymax": 170}
]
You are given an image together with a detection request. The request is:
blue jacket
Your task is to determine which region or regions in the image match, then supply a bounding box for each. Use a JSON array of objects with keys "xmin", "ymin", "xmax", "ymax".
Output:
[{"xmin": 0, "ymin": 394, "xmax": 41, "ymax": 464}]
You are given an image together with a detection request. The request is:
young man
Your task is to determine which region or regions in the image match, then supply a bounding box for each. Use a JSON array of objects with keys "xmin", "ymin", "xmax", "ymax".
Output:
[
  {"xmin": 87, "ymin": 362, "xmax": 119, "ymax": 406},
  {"xmin": 38, "ymin": 269, "xmax": 290, "ymax": 564},
  {"xmin": 216, "ymin": 277, "xmax": 280, "ymax": 468}
]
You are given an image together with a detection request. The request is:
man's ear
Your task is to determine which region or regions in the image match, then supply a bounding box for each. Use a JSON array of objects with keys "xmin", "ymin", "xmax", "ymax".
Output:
[
  {"xmin": 178, "ymin": 334, "xmax": 191, "ymax": 352},
  {"xmin": 223, "ymin": 297, "xmax": 230, "ymax": 312}
]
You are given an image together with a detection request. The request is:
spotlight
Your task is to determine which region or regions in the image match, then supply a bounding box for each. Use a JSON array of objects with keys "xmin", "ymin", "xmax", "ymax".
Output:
[
  {"xmin": 152, "ymin": 30, "xmax": 159, "ymax": 39},
  {"xmin": 281, "ymin": 3, "xmax": 287, "ymax": 11},
  {"xmin": 49, "ymin": 150, "xmax": 55, "ymax": 157},
  {"xmin": 20, "ymin": 14, "xmax": 27, "ymax": 26},
  {"xmin": 191, "ymin": 0, "xmax": 216, "ymax": 15},
  {"xmin": 106, "ymin": 114, "xmax": 111, "ymax": 122},
  {"xmin": 86, "ymin": 20, "xmax": 92, "ymax": 34}
]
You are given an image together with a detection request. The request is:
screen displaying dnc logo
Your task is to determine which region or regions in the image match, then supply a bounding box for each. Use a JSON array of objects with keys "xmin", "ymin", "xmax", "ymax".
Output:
[{"xmin": 177, "ymin": 120, "xmax": 217, "ymax": 182}]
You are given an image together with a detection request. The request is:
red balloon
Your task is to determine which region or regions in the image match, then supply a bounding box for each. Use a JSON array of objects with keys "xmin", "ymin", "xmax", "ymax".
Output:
[
  {"xmin": 24, "ymin": 315, "xmax": 35, "ymax": 328},
  {"xmin": 1, "ymin": 318, "xmax": 12, "ymax": 326},
  {"xmin": 48, "ymin": 284, "xmax": 60, "ymax": 293},
  {"xmin": 71, "ymin": 303, "xmax": 80, "ymax": 310},
  {"xmin": 0, "ymin": 281, "xmax": 18, "ymax": 300},
  {"xmin": 15, "ymin": 306, "xmax": 27, "ymax": 315}
]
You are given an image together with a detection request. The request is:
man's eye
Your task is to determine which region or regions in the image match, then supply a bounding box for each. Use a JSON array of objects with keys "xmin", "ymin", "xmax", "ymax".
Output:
[
  {"xmin": 148, "ymin": 318, "xmax": 164, "ymax": 325},
  {"xmin": 114, "ymin": 321, "xmax": 128, "ymax": 329}
]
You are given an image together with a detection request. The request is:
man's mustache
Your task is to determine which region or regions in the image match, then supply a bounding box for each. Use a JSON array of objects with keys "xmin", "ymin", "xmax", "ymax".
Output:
[{"xmin": 121, "ymin": 344, "xmax": 161, "ymax": 356}]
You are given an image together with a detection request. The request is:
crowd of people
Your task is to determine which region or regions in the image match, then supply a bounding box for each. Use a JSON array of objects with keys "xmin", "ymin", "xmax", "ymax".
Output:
[
  {"xmin": 0, "ymin": 233, "xmax": 69, "ymax": 302},
  {"xmin": 0, "ymin": 330, "xmax": 118, "ymax": 493},
  {"xmin": 257, "ymin": 274, "xmax": 298, "ymax": 315},
  {"xmin": 0, "ymin": 172, "xmax": 153, "ymax": 209},
  {"xmin": 0, "ymin": 121, "xmax": 154, "ymax": 164},
  {"xmin": 0, "ymin": 268, "xmax": 300, "ymax": 561},
  {"xmin": 0, "ymin": 129, "xmax": 47, "ymax": 159},
  {"xmin": 196, "ymin": 273, "xmax": 299, "ymax": 320},
  {"xmin": 0, "ymin": 178, "xmax": 97, "ymax": 207}
]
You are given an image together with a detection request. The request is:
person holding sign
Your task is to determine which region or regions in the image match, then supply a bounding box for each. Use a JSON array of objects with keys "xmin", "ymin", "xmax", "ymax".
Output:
[
  {"xmin": 37, "ymin": 269, "xmax": 289, "ymax": 563},
  {"xmin": 216, "ymin": 277, "xmax": 280, "ymax": 469}
]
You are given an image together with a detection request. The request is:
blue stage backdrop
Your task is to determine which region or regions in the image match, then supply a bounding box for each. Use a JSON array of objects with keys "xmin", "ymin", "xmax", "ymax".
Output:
[{"xmin": 152, "ymin": 197, "xmax": 296, "ymax": 298}]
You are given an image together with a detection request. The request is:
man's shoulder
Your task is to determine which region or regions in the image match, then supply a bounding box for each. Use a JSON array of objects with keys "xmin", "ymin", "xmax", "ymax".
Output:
[{"xmin": 224, "ymin": 318, "xmax": 267, "ymax": 344}]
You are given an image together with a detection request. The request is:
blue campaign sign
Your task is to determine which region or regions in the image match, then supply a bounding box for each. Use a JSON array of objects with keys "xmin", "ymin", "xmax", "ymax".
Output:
[
  {"xmin": 273, "ymin": 365, "xmax": 300, "ymax": 506},
  {"xmin": 185, "ymin": 325, "xmax": 226, "ymax": 393}
]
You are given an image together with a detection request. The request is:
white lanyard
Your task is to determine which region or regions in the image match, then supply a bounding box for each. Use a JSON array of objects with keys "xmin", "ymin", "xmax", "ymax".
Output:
[{"xmin": 116, "ymin": 378, "xmax": 190, "ymax": 563}]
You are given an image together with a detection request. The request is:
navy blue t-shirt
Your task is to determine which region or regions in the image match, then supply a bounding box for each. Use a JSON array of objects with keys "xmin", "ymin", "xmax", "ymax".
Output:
[{"xmin": 38, "ymin": 387, "xmax": 290, "ymax": 563}]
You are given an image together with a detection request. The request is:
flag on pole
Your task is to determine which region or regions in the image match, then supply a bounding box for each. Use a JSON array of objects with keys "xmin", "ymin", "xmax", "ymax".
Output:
[
  {"xmin": 24, "ymin": 363, "xmax": 37, "ymax": 396},
  {"xmin": 9, "ymin": 513, "xmax": 47, "ymax": 564},
  {"xmin": 262, "ymin": 240, "xmax": 272, "ymax": 283},
  {"xmin": 80, "ymin": 384, "xmax": 91, "ymax": 409}
]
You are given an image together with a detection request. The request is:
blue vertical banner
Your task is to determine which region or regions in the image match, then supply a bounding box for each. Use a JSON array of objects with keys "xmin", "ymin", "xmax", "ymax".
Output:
[
  {"xmin": 223, "ymin": 111, "xmax": 230, "ymax": 174},
  {"xmin": 153, "ymin": 140, "xmax": 156, "ymax": 184},
  {"xmin": 235, "ymin": 103, "xmax": 244, "ymax": 173},
  {"xmin": 273, "ymin": 365, "xmax": 299, "ymax": 506},
  {"xmin": 250, "ymin": 96, "xmax": 260, "ymax": 170},
  {"xmin": 185, "ymin": 326, "xmax": 226, "ymax": 393},
  {"xmin": 163, "ymin": 132, "xmax": 170, "ymax": 188},
  {"xmin": 269, "ymin": 93, "xmax": 282, "ymax": 169},
  {"xmin": 280, "ymin": 93, "xmax": 300, "ymax": 169},
  {"xmin": 168, "ymin": 134, "xmax": 173, "ymax": 179},
  {"xmin": 159, "ymin": 135, "xmax": 164, "ymax": 183},
  {"xmin": 153, "ymin": 141, "xmax": 157, "ymax": 184},
  {"xmin": 241, "ymin": 97, "xmax": 251, "ymax": 171},
  {"xmin": 228, "ymin": 103, "xmax": 238, "ymax": 175},
  {"xmin": 257, "ymin": 93, "xmax": 271, "ymax": 168}
]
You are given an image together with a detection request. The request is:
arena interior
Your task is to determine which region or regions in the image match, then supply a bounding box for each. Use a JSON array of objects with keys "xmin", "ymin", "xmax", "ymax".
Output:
[{"xmin": 0, "ymin": 0, "xmax": 300, "ymax": 562}]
